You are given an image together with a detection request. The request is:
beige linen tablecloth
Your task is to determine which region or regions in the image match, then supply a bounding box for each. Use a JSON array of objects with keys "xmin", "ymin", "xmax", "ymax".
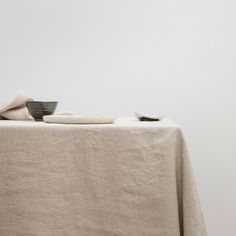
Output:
[{"xmin": 0, "ymin": 118, "xmax": 207, "ymax": 236}]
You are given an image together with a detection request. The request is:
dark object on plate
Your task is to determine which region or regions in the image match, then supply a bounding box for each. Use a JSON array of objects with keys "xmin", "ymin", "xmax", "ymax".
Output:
[
  {"xmin": 139, "ymin": 116, "xmax": 160, "ymax": 121},
  {"xmin": 135, "ymin": 112, "xmax": 164, "ymax": 122},
  {"xmin": 26, "ymin": 101, "xmax": 58, "ymax": 121}
]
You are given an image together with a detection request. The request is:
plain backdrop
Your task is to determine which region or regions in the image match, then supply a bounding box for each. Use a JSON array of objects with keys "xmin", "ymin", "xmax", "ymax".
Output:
[{"xmin": 1, "ymin": 0, "xmax": 236, "ymax": 235}]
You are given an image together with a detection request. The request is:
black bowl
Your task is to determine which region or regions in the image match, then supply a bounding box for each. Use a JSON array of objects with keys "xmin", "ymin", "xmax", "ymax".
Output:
[{"xmin": 26, "ymin": 101, "xmax": 58, "ymax": 121}]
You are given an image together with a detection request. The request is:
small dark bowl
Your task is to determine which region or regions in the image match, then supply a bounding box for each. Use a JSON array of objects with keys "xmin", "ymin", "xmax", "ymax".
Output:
[{"xmin": 26, "ymin": 101, "xmax": 58, "ymax": 121}]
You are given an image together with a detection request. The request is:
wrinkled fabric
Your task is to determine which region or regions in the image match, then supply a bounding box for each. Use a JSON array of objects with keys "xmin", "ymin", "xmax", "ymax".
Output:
[
  {"xmin": 0, "ymin": 118, "xmax": 207, "ymax": 236},
  {"xmin": 0, "ymin": 90, "xmax": 33, "ymax": 120}
]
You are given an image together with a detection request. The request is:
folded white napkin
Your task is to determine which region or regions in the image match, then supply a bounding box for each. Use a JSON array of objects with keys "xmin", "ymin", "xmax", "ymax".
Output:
[{"xmin": 0, "ymin": 90, "xmax": 33, "ymax": 120}]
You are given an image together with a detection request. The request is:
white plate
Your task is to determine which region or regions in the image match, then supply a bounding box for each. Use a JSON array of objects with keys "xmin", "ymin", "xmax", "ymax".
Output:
[
  {"xmin": 43, "ymin": 115, "xmax": 116, "ymax": 124},
  {"xmin": 135, "ymin": 112, "xmax": 164, "ymax": 121}
]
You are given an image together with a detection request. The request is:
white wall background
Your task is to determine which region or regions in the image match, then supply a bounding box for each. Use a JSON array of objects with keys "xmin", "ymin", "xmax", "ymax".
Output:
[{"xmin": 1, "ymin": 0, "xmax": 236, "ymax": 235}]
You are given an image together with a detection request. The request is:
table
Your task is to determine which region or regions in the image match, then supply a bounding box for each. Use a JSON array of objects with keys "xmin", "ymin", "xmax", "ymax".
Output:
[{"xmin": 0, "ymin": 118, "xmax": 207, "ymax": 236}]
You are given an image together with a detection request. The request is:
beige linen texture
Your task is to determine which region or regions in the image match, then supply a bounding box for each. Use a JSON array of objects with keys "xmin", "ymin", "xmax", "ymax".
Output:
[
  {"xmin": 0, "ymin": 119, "xmax": 207, "ymax": 236},
  {"xmin": 0, "ymin": 90, "xmax": 33, "ymax": 120}
]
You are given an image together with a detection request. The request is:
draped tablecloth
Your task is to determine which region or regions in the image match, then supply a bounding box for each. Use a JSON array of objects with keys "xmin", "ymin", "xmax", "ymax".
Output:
[{"xmin": 0, "ymin": 118, "xmax": 207, "ymax": 236}]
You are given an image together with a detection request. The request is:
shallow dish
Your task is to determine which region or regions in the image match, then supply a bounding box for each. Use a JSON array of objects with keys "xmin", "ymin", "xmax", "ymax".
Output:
[
  {"xmin": 43, "ymin": 115, "xmax": 115, "ymax": 124},
  {"xmin": 135, "ymin": 112, "xmax": 164, "ymax": 121}
]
